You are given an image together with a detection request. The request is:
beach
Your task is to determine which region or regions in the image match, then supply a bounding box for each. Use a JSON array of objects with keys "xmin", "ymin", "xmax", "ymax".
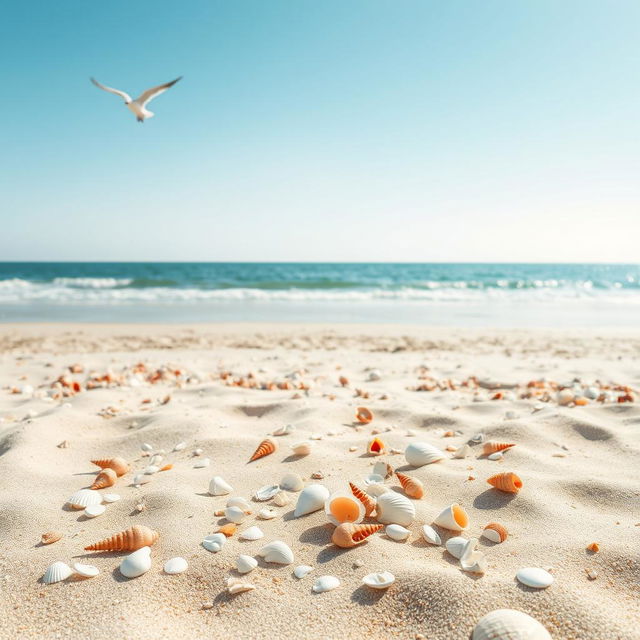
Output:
[{"xmin": 1, "ymin": 324, "xmax": 639, "ymax": 640}]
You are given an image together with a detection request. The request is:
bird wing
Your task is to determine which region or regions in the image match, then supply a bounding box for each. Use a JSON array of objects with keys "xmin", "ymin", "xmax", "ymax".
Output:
[
  {"xmin": 136, "ymin": 77, "xmax": 182, "ymax": 107},
  {"xmin": 90, "ymin": 77, "xmax": 132, "ymax": 102}
]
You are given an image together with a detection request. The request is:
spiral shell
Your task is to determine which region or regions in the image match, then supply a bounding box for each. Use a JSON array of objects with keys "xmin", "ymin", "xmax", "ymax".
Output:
[
  {"xmin": 348, "ymin": 482, "xmax": 376, "ymax": 516},
  {"xmin": 248, "ymin": 438, "xmax": 276, "ymax": 462},
  {"xmin": 487, "ymin": 472, "xmax": 522, "ymax": 494},
  {"xmin": 84, "ymin": 524, "xmax": 159, "ymax": 552},
  {"xmin": 331, "ymin": 523, "xmax": 383, "ymax": 548},
  {"xmin": 90, "ymin": 467, "xmax": 117, "ymax": 490},
  {"xmin": 395, "ymin": 472, "xmax": 424, "ymax": 499},
  {"xmin": 483, "ymin": 441, "xmax": 516, "ymax": 455},
  {"xmin": 482, "ymin": 522, "xmax": 508, "ymax": 543},
  {"xmin": 355, "ymin": 407, "xmax": 373, "ymax": 424},
  {"xmin": 90, "ymin": 457, "xmax": 129, "ymax": 477}
]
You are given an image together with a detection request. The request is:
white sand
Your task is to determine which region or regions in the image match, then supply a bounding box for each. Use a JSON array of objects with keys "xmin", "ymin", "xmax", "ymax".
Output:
[{"xmin": 0, "ymin": 324, "xmax": 638, "ymax": 639}]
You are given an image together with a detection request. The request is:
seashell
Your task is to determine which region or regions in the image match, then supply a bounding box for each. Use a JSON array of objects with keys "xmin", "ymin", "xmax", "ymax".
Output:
[
  {"xmin": 365, "ymin": 482, "xmax": 389, "ymax": 498},
  {"xmin": 472, "ymin": 609, "xmax": 552, "ymax": 640},
  {"xmin": 193, "ymin": 458, "xmax": 210, "ymax": 469},
  {"xmin": 91, "ymin": 456, "xmax": 129, "ymax": 477},
  {"xmin": 280, "ymin": 472, "xmax": 304, "ymax": 492},
  {"xmin": 249, "ymin": 438, "xmax": 276, "ymax": 462},
  {"xmin": 516, "ymin": 567, "xmax": 554, "ymax": 589},
  {"xmin": 132, "ymin": 473, "xmax": 150, "ymax": 485},
  {"xmin": 355, "ymin": 407, "xmax": 373, "ymax": 424},
  {"xmin": 332, "ymin": 523, "xmax": 383, "ymax": 548},
  {"xmin": 273, "ymin": 424, "xmax": 295, "ymax": 436},
  {"xmin": 236, "ymin": 555, "xmax": 258, "ymax": 574},
  {"xmin": 348, "ymin": 482, "xmax": 377, "ymax": 516},
  {"xmin": 452, "ymin": 444, "xmax": 471, "ymax": 459},
  {"xmin": 173, "ymin": 441, "xmax": 187, "ymax": 451},
  {"xmin": 372, "ymin": 460, "xmax": 393, "ymax": 479},
  {"xmin": 258, "ymin": 540, "xmax": 294, "ymax": 565},
  {"xmin": 258, "ymin": 508, "xmax": 277, "ymax": 519},
  {"xmin": 325, "ymin": 491, "xmax": 365, "ymax": 526},
  {"xmin": 218, "ymin": 523, "xmax": 237, "ymax": 537},
  {"xmin": 312, "ymin": 575, "xmax": 340, "ymax": 593},
  {"xmin": 90, "ymin": 467, "xmax": 117, "ymax": 490},
  {"xmin": 445, "ymin": 536, "xmax": 469, "ymax": 559},
  {"xmin": 460, "ymin": 538, "xmax": 487, "ymax": 574},
  {"xmin": 395, "ymin": 472, "xmax": 424, "ymax": 499},
  {"xmin": 255, "ymin": 484, "xmax": 280, "ymax": 501},
  {"xmin": 73, "ymin": 563, "xmax": 99, "ymax": 578},
  {"xmin": 119, "ymin": 546, "xmax": 152, "ymax": 578},
  {"xmin": 421, "ymin": 524, "xmax": 442, "ymax": 545},
  {"xmin": 273, "ymin": 491, "xmax": 291, "ymax": 507},
  {"xmin": 164, "ymin": 557, "xmax": 188, "ymax": 574},
  {"xmin": 239, "ymin": 526, "xmax": 264, "ymax": 541},
  {"xmin": 586, "ymin": 542, "xmax": 599, "ymax": 553},
  {"xmin": 227, "ymin": 577, "xmax": 256, "ymax": 594},
  {"xmin": 367, "ymin": 369, "xmax": 382, "ymax": 381},
  {"xmin": 471, "ymin": 433, "xmax": 485, "ymax": 443},
  {"xmin": 375, "ymin": 492, "xmax": 415, "ymax": 526},
  {"xmin": 141, "ymin": 443, "xmax": 153, "ymax": 452},
  {"xmin": 405, "ymin": 442, "xmax": 445, "ymax": 467},
  {"xmin": 294, "ymin": 564, "xmax": 314, "ymax": 579},
  {"xmin": 42, "ymin": 561, "xmax": 73, "ymax": 585},
  {"xmin": 225, "ymin": 506, "xmax": 248, "ymax": 524},
  {"xmin": 294, "ymin": 484, "xmax": 330, "ymax": 517},
  {"xmin": 385, "ymin": 524, "xmax": 410, "ymax": 541},
  {"xmin": 202, "ymin": 533, "xmax": 226, "ymax": 552},
  {"xmin": 84, "ymin": 504, "xmax": 106, "ymax": 518},
  {"xmin": 487, "ymin": 472, "xmax": 522, "ymax": 494},
  {"xmin": 488, "ymin": 451, "xmax": 503, "ymax": 461},
  {"xmin": 41, "ymin": 531, "xmax": 62, "ymax": 545},
  {"xmin": 67, "ymin": 489, "xmax": 102, "ymax": 510},
  {"xmin": 557, "ymin": 389, "xmax": 574, "ymax": 406},
  {"xmin": 193, "ymin": 448, "xmax": 203, "ymax": 456},
  {"xmin": 482, "ymin": 522, "xmax": 508, "ymax": 543},
  {"xmin": 85, "ymin": 525, "xmax": 159, "ymax": 551},
  {"xmin": 291, "ymin": 441, "xmax": 312, "ymax": 456},
  {"xmin": 367, "ymin": 437, "xmax": 385, "ymax": 456},
  {"xmin": 226, "ymin": 497, "xmax": 251, "ymax": 511},
  {"xmin": 209, "ymin": 476, "xmax": 233, "ymax": 496},
  {"xmin": 143, "ymin": 465, "xmax": 160, "ymax": 475},
  {"xmin": 483, "ymin": 441, "xmax": 515, "ymax": 455},
  {"xmin": 362, "ymin": 571, "xmax": 395, "ymax": 589},
  {"xmin": 364, "ymin": 473, "xmax": 385, "ymax": 485},
  {"xmin": 433, "ymin": 503, "xmax": 469, "ymax": 532},
  {"xmin": 149, "ymin": 454, "xmax": 163, "ymax": 466},
  {"xmin": 102, "ymin": 493, "xmax": 120, "ymax": 503}
]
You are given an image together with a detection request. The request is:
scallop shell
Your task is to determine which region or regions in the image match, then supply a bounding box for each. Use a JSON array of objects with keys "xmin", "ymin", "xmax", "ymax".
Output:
[
  {"xmin": 236, "ymin": 555, "xmax": 258, "ymax": 574},
  {"xmin": 164, "ymin": 557, "xmax": 188, "ymax": 574},
  {"xmin": 293, "ymin": 564, "xmax": 314, "ymax": 579},
  {"xmin": 42, "ymin": 561, "xmax": 73, "ymax": 584},
  {"xmin": 472, "ymin": 609, "xmax": 551, "ymax": 640},
  {"xmin": 258, "ymin": 508, "xmax": 277, "ymax": 519},
  {"xmin": 227, "ymin": 577, "xmax": 256, "ymax": 594},
  {"xmin": 73, "ymin": 563, "xmax": 99, "ymax": 578},
  {"xmin": 516, "ymin": 567, "xmax": 554, "ymax": 589},
  {"xmin": 348, "ymin": 482, "xmax": 377, "ymax": 516},
  {"xmin": 372, "ymin": 460, "xmax": 393, "ymax": 479},
  {"xmin": 421, "ymin": 524, "xmax": 442, "ymax": 545},
  {"xmin": 90, "ymin": 467, "xmax": 117, "ymax": 490},
  {"xmin": 248, "ymin": 438, "xmax": 276, "ymax": 463},
  {"xmin": 225, "ymin": 506, "xmax": 248, "ymax": 524},
  {"xmin": 255, "ymin": 484, "xmax": 280, "ymax": 501},
  {"xmin": 294, "ymin": 484, "xmax": 330, "ymax": 518},
  {"xmin": 239, "ymin": 526, "xmax": 264, "ymax": 541},
  {"xmin": 209, "ymin": 476, "xmax": 233, "ymax": 496},
  {"xmin": 291, "ymin": 441, "xmax": 311, "ymax": 456},
  {"xmin": 85, "ymin": 525, "xmax": 159, "ymax": 551},
  {"xmin": 385, "ymin": 524, "xmax": 410, "ymax": 541},
  {"xmin": 452, "ymin": 444, "xmax": 471, "ymax": 459},
  {"xmin": 84, "ymin": 504, "xmax": 106, "ymax": 518},
  {"xmin": 405, "ymin": 442, "xmax": 445, "ymax": 467},
  {"xmin": 325, "ymin": 491, "xmax": 365, "ymax": 526},
  {"xmin": 119, "ymin": 546, "xmax": 152, "ymax": 578},
  {"xmin": 258, "ymin": 540, "xmax": 294, "ymax": 565},
  {"xmin": 273, "ymin": 424, "xmax": 295, "ymax": 436},
  {"xmin": 362, "ymin": 571, "xmax": 395, "ymax": 589},
  {"xmin": 445, "ymin": 536, "xmax": 469, "ymax": 559},
  {"xmin": 433, "ymin": 504, "xmax": 469, "ymax": 532},
  {"xmin": 312, "ymin": 575, "xmax": 340, "ymax": 592},
  {"xmin": 355, "ymin": 407, "xmax": 373, "ymax": 424},
  {"xmin": 41, "ymin": 531, "xmax": 62, "ymax": 545},
  {"xmin": 331, "ymin": 523, "xmax": 383, "ymax": 548},
  {"xmin": 395, "ymin": 472, "xmax": 424, "ymax": 499},
  {"xmin": 66, "ymin": 489, "xmax": 102, "ymax": 510},
  {"xmin": 483, "ymin": 522, "xmax": 508, "ymax": 543},
  {"xmin": 487, "ymin": 472, "xmax": 522, "ymax": 494},
  {"xmin": 227, "ymin": 497, "xmax": 251, "ymax": 511},
  {"xmin": 202, "ymin": 533, "xmax": 226, "ymax": 552},
  {"xmin": 367, "ymin": 437, "xmax": 385, "ymax": 456},
  {"xmin": 375, "ymin": 492, "xmax": 416, "ymax": 526},
  {"xmin": 483, "ymin": 441, "xmax": 516, "ymax": 455},
  {"xmin": 90, "ymin": 456, "xmax": 129, "ymax": 477},
  {"xmin": 280, "ymin": 473, "xmax": 304, "ymax": 492}
]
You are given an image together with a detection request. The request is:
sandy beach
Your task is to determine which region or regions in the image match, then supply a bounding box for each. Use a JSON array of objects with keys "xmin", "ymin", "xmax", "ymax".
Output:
[{"xmin": 1, "ymin": 324, "xmax": 638, "ymax": 640}]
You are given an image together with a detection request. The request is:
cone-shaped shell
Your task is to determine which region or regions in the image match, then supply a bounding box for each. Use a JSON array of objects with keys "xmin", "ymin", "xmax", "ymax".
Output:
[
  {"xmin": 405, "ymin": 442, "xmax": 445, "ymax": 467},
  {"xmin": 482, "ymin": 522, "xmax": 508, "ymax": 543},
  {"xmin": 332, "ymin": 522, "xmax": 383, "ymax": 548},
  {"xmin": 355, "ymin": 407, "xmax": 373, "ymax": 424},
  {"xmin": 433, "ymin": 503, "xmax": 469, "ymax": 532},
  {"xmin": 483, "ymin": 441, "xmax": 516, "ymax": 455},
  {"xmin": 324, "ymin": 491, "xmax": 365, "ymax": 526},
  {"xmin": 375, "ymin": 492, "xmax": 416, "ymax": 526},
  {"xmin": 487, "ymin": 471, "xmax": 522, "ymax": 493},
  {"xmin": 395, "ymin": 472, "xmax": 424, "ymax": 499},
  {"xmin": 90, "ymin": 467, "xmax": 117, "ymax": 490},
  {"xmin": 84, "ymin": 524, "xmax": 159, "ymax": 551},
  {"xmin": 90, "ymin": 457, "xmax": 129, "ymax": 476},
  {"xmin": 294, "ymin": 483, "xmax": 330, "ymax": 517},
  {"xmin": 367, "ymin": 437, "xmax": 385, "ymax": 456},
  {"xmin": 472, "ymin": 609, "xmax": 551, "ymax": 640},
  {"xmin": 348, "ymin": 482, "xmax": 376, "ymax": 516},
  {"xmin": 249, "ymin": 438, "xmax": 276, "ymax": 462}
]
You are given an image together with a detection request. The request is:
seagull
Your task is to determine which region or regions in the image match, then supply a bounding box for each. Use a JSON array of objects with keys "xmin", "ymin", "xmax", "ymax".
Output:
[{"xmin": 90, "ymin": 76, "xmax": 182, "ymax": 122}]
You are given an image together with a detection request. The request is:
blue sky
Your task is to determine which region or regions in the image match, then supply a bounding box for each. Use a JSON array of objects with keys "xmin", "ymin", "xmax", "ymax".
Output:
[{"xmin": 1, "ymin": 0, "xmax": 638, "ymax": 262}]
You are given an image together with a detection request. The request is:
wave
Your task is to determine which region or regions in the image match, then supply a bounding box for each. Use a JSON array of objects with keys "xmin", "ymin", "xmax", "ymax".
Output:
[{"xmin": 52, "ymin": 277, "xmax": 133, "ymax": 288}]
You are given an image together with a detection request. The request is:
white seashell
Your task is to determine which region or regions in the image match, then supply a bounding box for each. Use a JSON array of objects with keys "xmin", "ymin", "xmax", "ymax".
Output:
[
  {"xmin": 291, "ymin": 441, "xmax": 312, "ymax": 456},
  {"xmin": 84, "ymin": 504, "xmax": 106, "ymax": 518},
  {"xmin": 375, "ymin": 491, "xmax": 415, "ymax": 526},
  {"xmin": 239, "ymin": 526, "xmax": 264, "ymax": 541},
  {"xmin": 273, "ymin": 424, "xmax": 295, "ymax": 436},
  {"xmin": 310, "ymin": 433, "xmax": 323, "ymax": 440},
  {"xmin": 472, "ymin": 609, "xmax": 552, "ymax": 640},
  {"xmin": 312, "ymin": 575, "xmax": 340, "ymax": 593},
  {"xmin": 273, "ymin": 491, "xmax": 291, "ymax": 507},
  {"xmin": 202, "ymin": 533, "xmax": 226, "ymax": 553},
  {"xmin": 488, "ymin": 451, "xmax": 503, "ymax": 461},
  {"xmin": 294, "ymin": 565, "xmax": 314, "ymax": 579},
  {"xmin": 119, "ymin": 546, "xmax": 152, "ymax": 578},
  {"xmin": 280, "ymin": 473, "xmax": 304, "ymax": 492},
  {"xmin": 445, "ymin": 536, "xmax": 469, "ymax": 559},
  {"xmin": 141, "ymin": 443, "xmax": 153, "ymax": 451},
  {"xmin": 209, "ymin": 476, "xmax": 233, "ymax": 496},
  {"xmin": 193, "ymin": 458, "xmax": 210, "ymax": 469},
  {"xmin": 164, "ymin": 557, "xmax": 188, "ymax": 574},
  {"xmin": 226, "ymin": 497, "xmax": 251, "ymax": 511},
  {"xmin": 132, "ymin": 473, "xmax": 150, "ymax": 485},
  {"xmin": 258, "ymin": 540, "xmax": 294, "ymax": 565},
  {"xmin": 66, "ymin": 489, "xmax": 102, "ymax": 510},
  {"xmin": 584, "ymin": 386, "xmax": 599, "ymax": 400},
  {"xmin": 225, "ymin": 506, "xmax": 248, "ymax": 524},
  {"xmin": 149, "ymin": 454, "xmax": 163, "ymax": 466},
  {"xmin": 368, "ymin": 369, "xmax": 382, "ymax": 381},
  {"xmin": 362, "ymin": 571, "xmax": 395, "ymax": 589},
  {"xmin": 557, "ymin": 389, "xmax": 574, "ymax": 406},
  {"xmin": 294, "ymin": 484, "xmax": 330, "ymax": 518},
  {"xmin": 255, "ymin": 484, "xmax": 280, "ymax": 501},
  {"xmin": 460, "ymin": 538, "xmax": 487, "ymax": 574},
  {"xmin": 364, "ymin": 473, "xmax": 385, "ymax": 485},
  {"xmin": 173, "ymin": 441, "xmax": 187, "ymax": 451},
  {"xmin": 433, "ymin": 504, "xmax": 469, "ymax": 532},
  {"xmin": 102, "ymin": 493, "xmax": 120, "ymax": 503},
  {"xmin": 325, "ymin": 491, "xmax": 365, "ymax": 526},
  {"xmin": 516, "ymin": 567, "xmax": 554, "ymax": 589},
  {"xmin": 372, "ymin": 461, "xmax": 393, "ymax": 478},
  {"xmin": 452, "ymin": 444, "xmax": 471, "ymax": 459},
  {"xmin": 193, "ymin": 448, "xmax": 203, "ymax": 456},
  {"xmin": 236, "ymin": 555, "xmax": 258, "ymax": 574},
  {"xmin": 258, "ymin": 508, "xmax": 277, "ymax": 519},
  {"xmin": 143, "ymin": 465, "xmax": 160, "ymax": 475},
  {"xmin": 405, "ymin": 442, "xmax": 445, "ymax": 467},
  {"xmin": 421, "ymin": 524, "xmax": 442, "ymax": 545},
  {"xmin": 21, "ymin": 384, "xmax": 34, "ymax": 396},
  {"xmin": 471, "ymin": 433, "xmax": 485, "ymax": 443},
  {"xmin": 73, "ymin": 563, "xmax": 99, "ymax": 578},
  {"xmin": 227, "ymin": 577, "xmax": 256, "ymax": 594},
  {"xmin": 365, "ymin": 482, "xmax": 389, "ymax": 498},
  {"xmin": 385, "ymin": 524, "xmax": 410, "ymax": 541},
  {"xmin": 43, "ymin": 561, "xmax": 73, "ymax": 584}
]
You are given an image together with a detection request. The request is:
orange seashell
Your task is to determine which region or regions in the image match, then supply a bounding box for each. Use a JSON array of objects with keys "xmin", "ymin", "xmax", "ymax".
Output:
[
  {"xmin": 367, "ymin": 437, "xmax": 385, "ymax": 456},
  {"xmin": 483, "ymin": 522, "xmax": 508, "ymax": 543},
  {"xmin": 339, "ymin": 376, "xmax": 349, "ymax": 387},
  {"xmin": 487, "ymin": 471, "xmax": 522, "ymax": 494},
  {"xmin": 586, "ymin": 542, "xmax": 599, "ymax": 553},
  {"xmin": 90, "ymin": 467, "xmax": 117, "ymax": 490},
  {"xmin": 331, "ymin": 523, "xmax": 383, "ymax": 548},
  {"xmin": 574, "ymin": 397, "xmax": 588, "ymax": 406},
  {"xmin": 41, "ymin": 531, "xmax": 62, "ymax": 545},
  {"xmin": 90, "ymin": 456, "xmax": 129, "ymax": 477},
  {"xmin": 348, "ymin": 482, "xmax": 376, "ymax": 516},
  {"xmin": 249, "ymin": 438, "xmax": 276, "ymax": 462},
  {"xmin": 84, "ymin": 524, "xmax": 159, "ymax": 552},
  {"xmin": 395, "ymin": 472, "xmax": 424, "ymax": 499},
  {"xmin": 218, "ymin": 523, "xmax": 237, "ymax": 537},
  {"xmin": 355, "ymin": 407, "xmax": 373, "ymax": 424},
  {"xmin": 159, "ymin": 463, "xmax": 173, "ymax": 472},
  {"xmin": 482, "ymin": 441, "xmax": 516, "ymax": 455}
]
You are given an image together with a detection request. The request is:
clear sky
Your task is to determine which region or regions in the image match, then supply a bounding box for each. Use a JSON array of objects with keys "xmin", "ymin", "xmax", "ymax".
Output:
[{"xmin": 1, "ymin": 0, "xmax": 638, "ymax": 262}]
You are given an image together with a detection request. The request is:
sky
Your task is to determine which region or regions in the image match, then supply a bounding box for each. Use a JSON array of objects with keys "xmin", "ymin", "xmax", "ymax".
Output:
[{"xmin": 0, "ymin": 0, "xmax": 638, "ymax": 262}]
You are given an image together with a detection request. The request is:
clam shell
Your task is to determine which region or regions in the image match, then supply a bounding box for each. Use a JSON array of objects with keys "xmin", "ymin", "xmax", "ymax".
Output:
[
  {"xmin": 324, "ymin": 491, "xmax": 365, "ymax": 526},
  {"xmin": 255, "ymin": 484, "xmax": 280, "ymax": 501},
  {"xmin": 294, "ymin": 565, "xmax": 314, "ymax": 579},
  {"xmin": 84, "ymin": 504, "xmax": 106, "ymax": 518},
  {"xmin": 143, "ymin": 465, "xmax": 160, "ymax": 475},
  {"xmin": 291, "ymin": 441, "xmax": 312, "ymax": 456},
  {"xmin": 294, "ymin": 484, "xmax": 330, "ymax": 518},
  {"xmin": 43, "ymin": 561, "xmax": 73, "ymax": 584},
  {"xmin": 225, "ymin": 506, "xmax": 248, "ymax": 524},
  {"xmin": 280, "ymin": 472, "xmax": 304, "ymax": 492},
  {"xmin": 164, "ymin": 557, "xmax": 188, "ymax": 574},
  {"xmin": 385, "ymin": 524, "xmax": 410, "ymax": 541},
  {"xmin": 258, "ymin": 508, "xmax": 277, "ymax": 519},
  {"xmin": 421, "ymin": 524, "xmax": 442, "ymax": 545},
  {"xmin": 452, "ymin": 444, "xmax": 471, "ymax": 459},
  {"xmin": 226, "ymin": 497, "xmax": 251, "ymax": 511},
  {"xmin": 362, "ymin": 571, "xmax": 395, "ymax": 589},
  {"xmin": 258, "ymin": 540, "xmax": 294, "ymax": 565},
  {"xmin": 173, "ymin": 441, "xmax": 187, "ymax": 451},
  {"xmin": 209, "ymin": 476, "xmax": 233, "ymax": 496},
  {"xmin": 273, "ymin": 424, "xmax": 295, "ymax": 436},
  {"xmin": 488, "ymin": 451, "xmax": 503, "ymax": 461},
  {"xmin": 273, "ymin": 490, "xmax": 291, "ymax": 506},
  {"xmin": 202, "ymin": 533, "xmax": 226, "ymax": 552},
  {"xmin": 445, "ymin": 536, "xmax": 469, "ymax": 559},
  {"xmin": 236, "ymin": 555, "xmax": 258, "ymax": 574},
  {"xmin": 375, "ymin": 491, "xmax": 415, "ymax": 526},
  {"xmin": 472, "ymin": 609, "xmax": 551, "ymax": 640},
  {"xmin": 119, "ymin": 546, "xmax": 152, "ymax": 578},
  {"xmin": 141, "ymin": 443, "xmax": 153, "ymax": 451},
  {"xmin": 66, "ymin": 489, "xmax": 102, "ymax": 510},
  {"xmin": 433, "ymin": 503, "xmax": 469, "ymax": 532},
  {"xmin": 372, "ymin": 460, "xmax": 393, "ymax": 479},
  {"xmin": 227, "ymin": 577, "xmax": 256, "ymax": 594},
  {"xmin": 312, "ymin": 575, "xmax": 340, "ymax": 593},
  {"xmin": 41, "ymin": 531, "xmax": 63, "ymax": 545},
  {"xmin": 482, "ymin": 522, "xmax": 508, "ymax": 543},
  {"xmin": 516, "ymin": 567, "xmax": 554, "ymax": 589},
  {"xmin": 405, "ymin": 442, "xmax": 445, "ymax": 467},
  {"xmin": 102, "ymin": 493, "xmax": 120, "ymax": 503},
  {"xmin": 73, "ymin": 563, "xmax": 99, "ymax": 578},
  {"xmin": 239, "ymin": 526, "xmax": 264, "ymax": 541}
]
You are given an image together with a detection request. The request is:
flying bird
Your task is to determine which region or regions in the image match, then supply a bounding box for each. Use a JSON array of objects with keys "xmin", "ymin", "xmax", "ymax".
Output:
[{"xmin": 90, "ymin": 76, "xmax": 182, "ymax": 122}]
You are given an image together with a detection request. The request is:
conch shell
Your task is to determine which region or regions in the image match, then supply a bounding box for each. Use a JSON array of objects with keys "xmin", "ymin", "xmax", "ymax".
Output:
[
  {"xmin": 348, "ymin": 482, "xmax": 376, "ymax": 516},
  {"xmin": 90, "ymin": 457, "xmax": 129, "ymax": 477},
  {"xmin": 355, "ymin": 407, "xmax": 373, "ymax": 424},
  {"xmin": 331, "ymin": 523, "xmax": 382, "ymax": 548},
  {"xmin": 90, "ymin": 467, "xmax": 117, "ymax": 490},
  {"xmin": 249, "ymin": 438, "xmax": 276, "ymax": 462},
  {"xmin": 367, "ymin": 437, "xmax": 385, "ymax": 456},
  {"xmin": 84, "ymin": 524, "xmax": 159, "ymax": 551},
  {"xmin": 487, "ymin": 471, "xmax": 522, "ymax": 493},
  {"xmin": 483, "ymin": 441, "xmax": 515, "ymax": 455},
  {"xmin": 395, "ymin": 472, "xmax": 424, "ymax": 499}
]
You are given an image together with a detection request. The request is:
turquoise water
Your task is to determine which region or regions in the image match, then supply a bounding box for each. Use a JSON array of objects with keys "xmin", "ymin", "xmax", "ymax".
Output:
[{"xmin": 0, "ymin": 262, "xmax": 638, "ymax": 326}]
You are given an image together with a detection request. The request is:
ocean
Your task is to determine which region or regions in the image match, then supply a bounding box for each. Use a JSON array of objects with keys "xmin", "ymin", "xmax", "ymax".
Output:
[{"xmin": 0, "ymin": 262, "xmax": 638, "ymax": 326}]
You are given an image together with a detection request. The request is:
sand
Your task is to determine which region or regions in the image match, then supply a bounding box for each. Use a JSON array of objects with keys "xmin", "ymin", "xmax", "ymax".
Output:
[{"xmin": 0, "ymin": 324, "xmax": 638, "ymax": 640}]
